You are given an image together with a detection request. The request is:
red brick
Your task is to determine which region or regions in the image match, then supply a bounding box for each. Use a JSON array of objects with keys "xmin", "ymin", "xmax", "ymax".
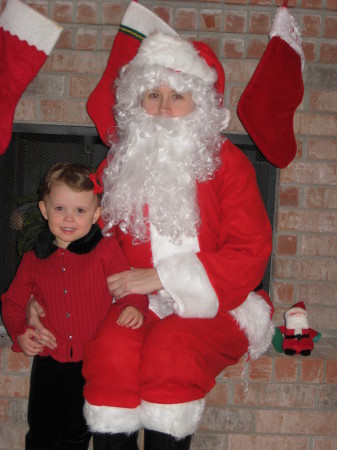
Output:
[
  {"xmin": 200, "ymin": 10, "xmax": 222, "ymax": 32},
  {"xmin": 248, "ymin": 12, "xmax": 271, "ymax": 34},
  {"xmin": 175, "ymin": 9, "xmax": 197, "ymax": 31},
  {"xmin": 223, "ymin": 39, "xmax": 244, "ymax": 59},
  {"xmin": 76, "ymin": 1, "xmax": 98, "ymax": 24},
  {"xmin": 274, "ymin": 256, "xmax": 336, "ymax": 282},
  {"xmin": 0, "ymin": 423, "xmax": 27, "ymax": 449},
  {"xmin": 301, "ymin": 15, "xmax": 322, "ymax": 37},
  {"xmin": 70, "ymin": 76, "xmax": 98, "ymax": 98},
  {"xmin": 280, "ymin": 162, "xmax": 337, "ymax": 184},
  {"xmin": 223, "ymin": 356, "xmax": 246, "ymax": 379},
  {"xmin": 279, "ymin": 186, "xmax": 299, "ymax": 207},
  {"xmin": 6, "ymin": 350, "xmax": 30, "ymax": 373},
  {"xmin": 250, "ymin": 0, "xmax": 273, "ymax": 5},
  {"xmin": 272, "ymin": 282, "xmax": 294, "ymax": 304},
  {"xmin": 274, "ymin": 356, "xmax": 298, "ymax": 381},
  {"xmin": 40, "ymin": 99, "xmax": 91, "ymax": 125},
  {"xmin": 295, "ymin": 112, "xmax": 337, "ymax": 136},
  {"xmin": 302, "ymin": 0, "xmax": 323, "ymax": 8},
  {"xmin": 278, "ymin": 210, "xmax": 337, "ymax": 234},
  {"xmin": 246, "ymin": 38, "xmax": 268, "ymax": 59},
  {"xmin": 304, "ymin": 188, "xmax": 337, "ymax": 209},
  {"xmin": 75, "ymin": 29, "xmax": 98, "ymax": 51},
  {"xmin": 298, "ymin": 284, "xmax": 337, "ymax": 306},
  {"xmin": 256, "ymin": 410, "xmax": 337, "ymax": 434},
  {"xmin": 51, "ymin": 1, "xmax": 73, "ymax": 23},
  {"xmin": 225, "ymin": 61, "xmax": 257, "ymax": 83},
  {"xmin": 308, "ymin": 139, "xmax": 337, "ymax": 160},
  {"xmin": 324, "ymin": 16, "xmax": 337, "ymax": 38},
  {"xmin": 102, "ymin": 3, "xmax": 124, "ymax": 25},
  {"xmin": 225, "ymin": 0, "xmax": 248, "ymax": 5},
  {"xmin": 234, "ymin": 381, "xmax": 315, "ymax": 407},
  {"xmin": 314, "ymin": 437, "xmax": 337, "ymax": 449},
  {"xmin": 153, "ymin": 6, "xmax": 172, "ymax": 26},
  {"xmin": 302, "ymin": 41, "xmax": 316, "ymax": 62},
  {"xmin": 206, "ymin": 382, "xmax": 228, "ymax": 405},
  {"xmin": 228, "ymin": 435, "xmax": 309, "ymax": 450},
  {"xmin": 44, "ymin": 52, "xmax": 108, "ymax": 75},
  {"xmin": 326, "ymin": 0, "xmax": 337, "ymax": 10},
  {"xmin": 0, "ymin": 399, "xmax": 10, "ymax": 421},
  {"xmin": 55, "ymin": 28, "xmax": 73, "ymax": 49},
  {"xmin": 249, "ymin": 356, "xmax": 272, "ymax": 381},
  {"xmin": 310, "ymin": 307, "xmax": 337, "ymax": 332},
  {"xmin": 224, "ymin": 11, "xmax": 246, "ymax": 33},
  {"xmin": 0, "ymin": 374, "xmax": 30, "ymax": 397},
  {"xmin": 326, "ymin": 360, "xmax": 337, "ymax": 383},
  {"xmin": 320, "ymin": 42, "xmax": 337, "ymax": 63},
  {"xmin": 310, "ymin": 90, "xmax": 337, "ymax": 112},
  {"xmin": 300, "ymin": 358, "xmax": 324, "ymax": 382},
  {"xmin": 277, "ymin": 234, "xmax": 297, "ymax": 256},
  {"xmin": 199, "ymin": 36, "xmax": 221, "ymax": 55},
  {"xmin": 101, "ymin": 30, "xmax": 116, "ymax": 51},
  {"xmin": 14, "ymin": 98, "xmax": 36, "ymax": 121}
]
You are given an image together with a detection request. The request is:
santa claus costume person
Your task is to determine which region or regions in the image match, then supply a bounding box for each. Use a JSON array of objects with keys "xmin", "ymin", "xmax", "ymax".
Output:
[{"xmin": 81, "ymin": 28, "xmax": 274, "ymax": 450}]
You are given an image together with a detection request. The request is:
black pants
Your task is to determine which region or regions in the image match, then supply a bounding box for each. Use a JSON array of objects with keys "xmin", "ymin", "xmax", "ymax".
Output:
[{"xmin": 26, "ymin": 356, "xmax": 91, "ymax": 450}]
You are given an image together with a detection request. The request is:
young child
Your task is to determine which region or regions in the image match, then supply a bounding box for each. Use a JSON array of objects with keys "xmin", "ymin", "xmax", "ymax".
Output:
[{"xmin": 1, "ymin": 162, "xmax": 148, "ymax": 450}]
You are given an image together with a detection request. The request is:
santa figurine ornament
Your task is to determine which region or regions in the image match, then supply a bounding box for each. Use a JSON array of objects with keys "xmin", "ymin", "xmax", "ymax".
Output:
[{"xmin": 273, "ymin": 302, "xmax": 321, "ymax": 356}]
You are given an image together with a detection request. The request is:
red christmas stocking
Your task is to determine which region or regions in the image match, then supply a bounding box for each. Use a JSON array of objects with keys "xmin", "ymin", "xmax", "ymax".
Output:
[
  {"xmin": 0, "ymin": 0, "xmax": 62, "ymax": 154},
  {"xmin": 87, "ymin": 0, "xmax": 177, "ymax": 146},
  {"xmin": 237, "ymin": 4, "xmax": 304, "ymax": 168}
]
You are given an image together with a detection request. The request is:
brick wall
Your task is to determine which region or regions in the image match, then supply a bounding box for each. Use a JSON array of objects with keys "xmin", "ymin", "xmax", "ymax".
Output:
[{"xmin": 0, "ymin": 0, "xmax": 336, "ymax": 449}]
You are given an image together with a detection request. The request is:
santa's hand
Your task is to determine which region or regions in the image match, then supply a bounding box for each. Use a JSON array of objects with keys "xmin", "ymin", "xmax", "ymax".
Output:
[
  {"xmin": 107, "ymin": 267, "xmax": 163, "ymax": 298},
  {"xmin": 17, "ymin": 329, "xmax": 45, "ymax": 357},
  {"xmin": 26, "ymin": 296, "xmax": 57, "ymax": 350}
]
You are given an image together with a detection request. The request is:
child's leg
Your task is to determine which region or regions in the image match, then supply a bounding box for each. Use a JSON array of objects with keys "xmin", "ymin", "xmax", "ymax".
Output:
[{"xmin": 26, "ymin": 355, "xmax": 91, "ymax": 450}]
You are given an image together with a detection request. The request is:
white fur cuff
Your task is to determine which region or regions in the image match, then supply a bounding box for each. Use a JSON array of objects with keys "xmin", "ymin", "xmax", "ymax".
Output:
[
  {"xmin": 83, "ymin": 401, "xmax": 141, "ymax": 434},
  {"xmin": 157, "ymin": 252, "xmax": 219, "ymax": 318},
  {"xmin": 140, "ymin": 399, "xmax": 205, "ymax": 438},
  {"xmin": 0, "ymin": 0, "xmax": 63, "ymax": 55},
  {"xmin": 230, "ymin": 291, "xmax": 275, "ymax": 360}
]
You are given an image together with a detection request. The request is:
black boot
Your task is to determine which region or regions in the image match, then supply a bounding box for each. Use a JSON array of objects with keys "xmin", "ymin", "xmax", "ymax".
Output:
[
  {"xmin": 93, "ymin": 432, "xmax": 139, "ymax": 450},
  {"xmin": 144, "ymin": 430, "xmax": 192, "ymax": 450}
]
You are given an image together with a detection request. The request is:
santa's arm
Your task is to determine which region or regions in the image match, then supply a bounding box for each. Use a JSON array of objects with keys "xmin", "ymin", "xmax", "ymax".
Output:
[{"xmin": 156, "ymin": 141, "xmax": 272, "ymax": 318}]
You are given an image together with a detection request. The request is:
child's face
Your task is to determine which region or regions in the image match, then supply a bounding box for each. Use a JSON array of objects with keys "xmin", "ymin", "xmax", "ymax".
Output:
[
  {"xmin": 38, "ymin": 183, "xmax": 102, "ymax": 249},
  {"xmin": 142, "ymin": 85, "xmax": 195, "ymax": 117}
]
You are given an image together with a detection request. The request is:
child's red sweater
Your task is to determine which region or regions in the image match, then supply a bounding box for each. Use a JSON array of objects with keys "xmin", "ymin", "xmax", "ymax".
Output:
[{"xmin": 1, "ymin": 225, "xmax": 148, "ymax": 362}]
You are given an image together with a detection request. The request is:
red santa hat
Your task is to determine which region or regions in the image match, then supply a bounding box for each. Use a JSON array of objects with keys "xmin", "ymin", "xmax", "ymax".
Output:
[
  {"xmin": 237, "ymin": 3, "xmax": 304, "ymax": 168},
  {"xmin": 0, "ymin": 0, "xmax": 62, "ymax": 154},
  {"xmin": 87, "ymin": 0, "xmax": 225, "ymax": 146},
  {"xmin": 284, "ymin": 301, "xmax": 307, "ymax": 320}
]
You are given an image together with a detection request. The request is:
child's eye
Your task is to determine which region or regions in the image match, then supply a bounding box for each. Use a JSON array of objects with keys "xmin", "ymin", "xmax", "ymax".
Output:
[
  {"xmin": 55, "ymin": 206, "xmax": 63, "ymax": 211},
  {"xmin": 77, "ymin": 208, "xmax": 85, "ymax": 214}
]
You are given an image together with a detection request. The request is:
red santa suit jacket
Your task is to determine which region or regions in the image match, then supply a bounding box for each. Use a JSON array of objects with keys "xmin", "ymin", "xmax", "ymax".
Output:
[{"xmin": 97, "ymin": 139, "xmax": 274, "ymax": 359}]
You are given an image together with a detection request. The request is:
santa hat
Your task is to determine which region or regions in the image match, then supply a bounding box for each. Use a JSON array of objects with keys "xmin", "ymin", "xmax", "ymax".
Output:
[
  {"xmin": 284, "ymin": 301, "xmax": 307, "ymax": 320},
  {"xmin": 87, "ymin": 1, "xmax": 225, "ymax": 146},
  {"xmin": 0, "ymin": 0, "xmax": 62, "ymax": 154},
  {"xmin": 237, "ymin": 4, "xmax": 304, "ymax": 168}
]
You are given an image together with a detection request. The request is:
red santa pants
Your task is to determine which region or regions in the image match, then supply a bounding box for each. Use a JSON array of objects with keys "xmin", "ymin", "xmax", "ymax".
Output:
[{"xmin": 82, "ymin": 304, "xmax": 248, "ymax": 408}]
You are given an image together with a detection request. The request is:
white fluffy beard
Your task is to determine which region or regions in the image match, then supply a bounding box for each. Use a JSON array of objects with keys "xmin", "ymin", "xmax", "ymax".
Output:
[
  {"xmin": 286, "ymin": 313, "xmax": 309, "ymax": 334},
  {"xmin": 102, "ymin": 109, "xmax": 221, "ymax": 244}
]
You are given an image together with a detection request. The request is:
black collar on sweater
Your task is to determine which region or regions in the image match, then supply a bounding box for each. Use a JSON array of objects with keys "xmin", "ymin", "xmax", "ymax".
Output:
[{"xmin": 34, "ymin": 224, "xmax": 103, "ymax": 259}]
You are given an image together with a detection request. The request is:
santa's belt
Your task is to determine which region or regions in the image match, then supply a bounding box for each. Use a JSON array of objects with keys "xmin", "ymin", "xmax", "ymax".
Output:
[{"xmin": 285, "ymin": 334, "xmax": 310, "ymax": 340}]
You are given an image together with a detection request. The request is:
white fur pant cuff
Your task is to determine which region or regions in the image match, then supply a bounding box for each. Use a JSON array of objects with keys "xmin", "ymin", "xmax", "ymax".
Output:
[
  {"xmin": 140, "ymin": 399, "xmax": 205, "ymax": 438},
  {"xmin": 83, "ymin": 401, "xmax": 141, "ymax": 434}
]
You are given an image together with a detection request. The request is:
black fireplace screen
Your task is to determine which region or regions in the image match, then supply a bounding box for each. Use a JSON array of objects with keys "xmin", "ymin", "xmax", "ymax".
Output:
[{"xmin": 0, "ymin": 125, "xmax": 276, "ymax": 329}]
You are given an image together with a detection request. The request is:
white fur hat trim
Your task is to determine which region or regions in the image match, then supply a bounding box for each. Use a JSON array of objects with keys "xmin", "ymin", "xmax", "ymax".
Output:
[{"xmin": 130, "ymin": 32, "xmax": 217, "ymax": 85}]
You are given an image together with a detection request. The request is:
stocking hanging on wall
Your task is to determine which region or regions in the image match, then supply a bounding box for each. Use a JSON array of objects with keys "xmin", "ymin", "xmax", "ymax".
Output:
[
  {"xmin": 237, "ymin": 2, "xmax": 304, "ymax": 168},
  {"xmin": 0, "ymin": 0, "xmax": 63, "ymax": 155},
  {"xmin": 86, "ymin": 0, "xmax": 177, "ymax": 147}
]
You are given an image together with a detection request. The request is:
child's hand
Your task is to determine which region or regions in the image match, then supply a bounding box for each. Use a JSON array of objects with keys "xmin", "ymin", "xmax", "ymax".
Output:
[
  {"xmin": 17, "ymin": 329, "xmax": 45, "ymax": 357},
  {"xmin": 116, "ymin": 306, "xmax": 144, "ymax": 329}
]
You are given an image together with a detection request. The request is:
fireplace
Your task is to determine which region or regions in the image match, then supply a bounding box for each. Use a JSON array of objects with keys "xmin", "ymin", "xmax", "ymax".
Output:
[{"xmin": 0, "ymin": 125, "xmax": 276, "ymax": 331}]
